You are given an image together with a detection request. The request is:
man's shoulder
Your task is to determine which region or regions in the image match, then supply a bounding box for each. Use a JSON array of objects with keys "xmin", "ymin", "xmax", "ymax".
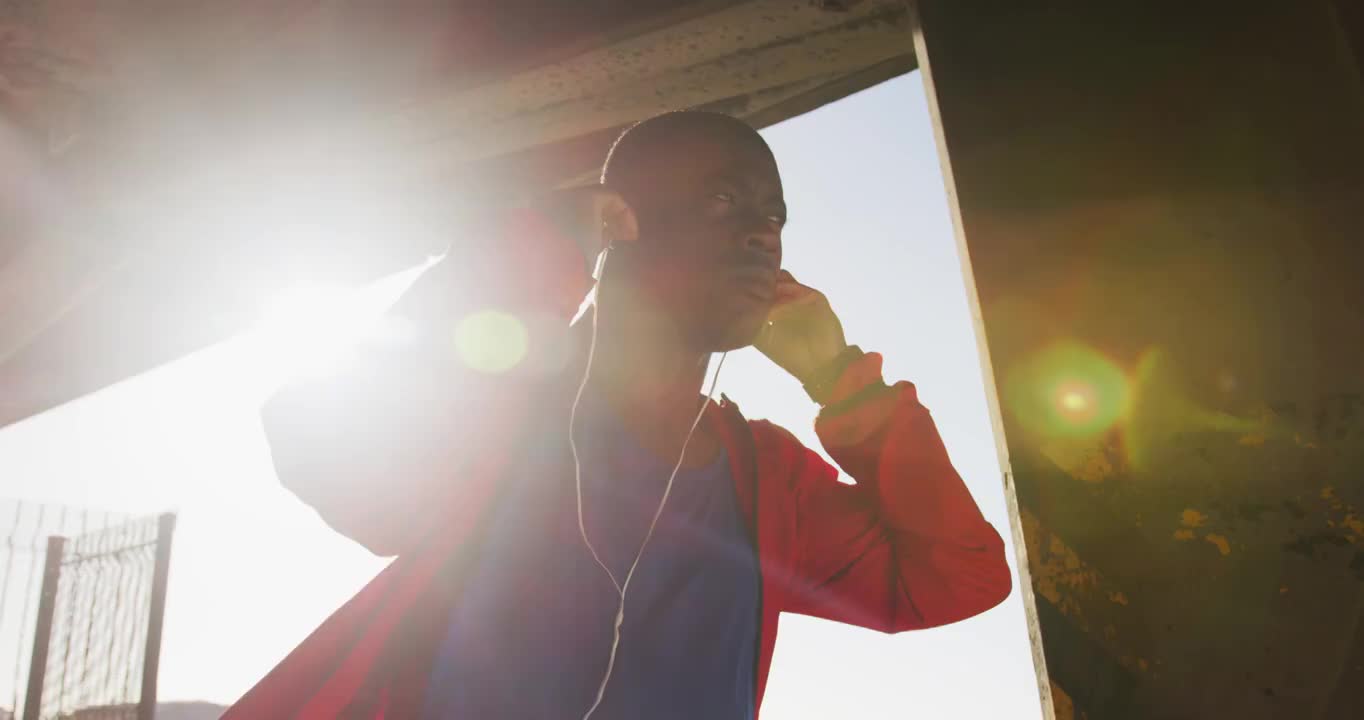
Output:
[{"xmin": 716, "ymin": 394, "xmax": 806, "ymax": 455}]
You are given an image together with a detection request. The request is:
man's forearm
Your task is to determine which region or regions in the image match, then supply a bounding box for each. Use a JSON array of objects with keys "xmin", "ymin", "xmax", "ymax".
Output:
[
  {"xmin": 814, "ymin": 351, "xmax": 1002, "ymax": 544},
  {"xmin": 264, "ymin": 205, "xmax": 591, "ymax": 554}
]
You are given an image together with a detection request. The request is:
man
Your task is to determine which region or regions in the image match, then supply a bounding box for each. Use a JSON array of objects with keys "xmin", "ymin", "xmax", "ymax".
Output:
[{"xmin": 226, "ymin": 111, "xmax": 1011, "ymax": 719}]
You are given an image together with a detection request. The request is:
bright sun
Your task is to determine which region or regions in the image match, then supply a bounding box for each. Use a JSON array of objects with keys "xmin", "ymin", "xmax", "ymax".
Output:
[{"xmin": 231, "ymin": 261, "xmax": 436, "ymax": 402}]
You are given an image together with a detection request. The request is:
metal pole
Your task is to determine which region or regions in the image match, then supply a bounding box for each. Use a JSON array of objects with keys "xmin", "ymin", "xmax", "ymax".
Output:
[
  {"xmin": 22, "ymin": 535, "xmax": 65, "ymax": 720},
  {"xmin": 137, "ymin": 513, "xmax": 176, "ymax": 720}
]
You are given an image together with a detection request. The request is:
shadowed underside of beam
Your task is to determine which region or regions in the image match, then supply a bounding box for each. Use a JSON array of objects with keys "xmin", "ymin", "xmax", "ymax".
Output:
[{"xmin": 0, "ymin": 0, "xmax": 916, "ymax": 428}]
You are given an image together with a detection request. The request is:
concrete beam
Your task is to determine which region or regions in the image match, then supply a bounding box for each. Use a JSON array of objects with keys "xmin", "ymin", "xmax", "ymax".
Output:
[{"xmin": 0, "ymin": 0, "xmax": 915, "ymax": 428}]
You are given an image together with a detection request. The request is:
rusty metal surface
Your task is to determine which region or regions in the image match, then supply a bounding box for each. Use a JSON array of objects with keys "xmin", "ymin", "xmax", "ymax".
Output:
[
  {"xmin": 917, "ymin": 2, "xmax": 1364, "ymax": 718},
  {"xmin": 0, "ymin": 0, "xmax": 915, "ymax": 428}
]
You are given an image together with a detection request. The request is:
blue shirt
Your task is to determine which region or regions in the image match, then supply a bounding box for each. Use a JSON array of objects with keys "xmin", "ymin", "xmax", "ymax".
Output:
[{"xmin": 422, "ymin": 402, "xmax": 760, "ymax": 719}]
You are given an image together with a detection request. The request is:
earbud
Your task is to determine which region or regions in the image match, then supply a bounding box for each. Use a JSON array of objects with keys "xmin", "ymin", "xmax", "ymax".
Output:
[
  {"xmin": 602, "ymin": 218, "xmax": 614, "ymax": 250},
  {"xmin": 592, "ymin": 244, "xmax": 611, "ymax": 281},
  {"xmin": 593, "ymin": 220, "xmax": 614, "ymax": 281}
]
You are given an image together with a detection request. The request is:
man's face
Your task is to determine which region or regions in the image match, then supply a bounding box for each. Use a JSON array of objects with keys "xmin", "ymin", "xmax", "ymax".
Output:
[{"xmin": 620, "ymin": 133, "xmax": 786, "ymax": 352}]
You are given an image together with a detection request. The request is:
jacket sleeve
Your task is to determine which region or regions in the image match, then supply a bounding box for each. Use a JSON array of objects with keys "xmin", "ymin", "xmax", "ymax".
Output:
[
  {"xmin": 777, "ymin": 348, "xmax": 1012, "ymax": 632},
  {"xmin": 260, "ymin": 208, "xmax": 590, "ymax": 557}
]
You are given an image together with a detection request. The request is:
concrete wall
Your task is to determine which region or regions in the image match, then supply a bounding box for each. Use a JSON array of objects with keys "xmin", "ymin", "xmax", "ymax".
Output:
[{"xmin": 916, "ymin": 3, "xmax": 1364, "ymax": 718}]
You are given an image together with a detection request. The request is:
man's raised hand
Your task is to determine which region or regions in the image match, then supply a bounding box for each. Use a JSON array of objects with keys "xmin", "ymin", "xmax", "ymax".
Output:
[{"xmin": 754, "ymin": 270, "xmax": 849, "ymax": 386}]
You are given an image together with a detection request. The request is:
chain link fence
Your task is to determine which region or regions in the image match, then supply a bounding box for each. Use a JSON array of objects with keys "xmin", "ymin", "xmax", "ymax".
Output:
[{"xmin": 0, "ymin": 502, "xmax": 174, "ymax": 720}]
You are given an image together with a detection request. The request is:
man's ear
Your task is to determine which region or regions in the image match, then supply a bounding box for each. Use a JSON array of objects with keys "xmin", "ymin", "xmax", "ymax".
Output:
[{"xmin": 600, "ymin": 194, "xmax": 640, "ymax": 249}]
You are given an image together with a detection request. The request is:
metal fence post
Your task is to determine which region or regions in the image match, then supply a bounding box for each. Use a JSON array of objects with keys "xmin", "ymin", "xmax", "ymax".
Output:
[
  {"xmin": 137, "ymin": 513, "xmax": 176, "ymax": 720},
  {"xmin": 21, "ymin": 535, "xmax": 64, "ymax": 720}
]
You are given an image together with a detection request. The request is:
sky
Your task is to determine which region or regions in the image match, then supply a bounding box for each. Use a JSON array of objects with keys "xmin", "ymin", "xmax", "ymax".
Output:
[{"xmin": 0, "ymin": 73, "xmax": 1043, "ymax": 718}]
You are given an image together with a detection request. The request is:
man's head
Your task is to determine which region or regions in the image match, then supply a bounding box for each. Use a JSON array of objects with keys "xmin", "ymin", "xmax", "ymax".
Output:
[{"xmin": 598, "ymin": 111, "xmax": 785, "ymax": 352}]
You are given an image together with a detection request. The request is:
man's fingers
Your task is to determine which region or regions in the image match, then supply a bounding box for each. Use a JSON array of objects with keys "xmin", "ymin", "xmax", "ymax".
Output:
[
  {"xmin": 765, "ymin": 294, "xmax": 819, "ymax": 332},
  {"xmin": 775, "ymin": 269, "xmax": 822, "ymax": 297},
  {"xmin": 773, "ymin": 284, "xmax": 804, "ymax": 304},
  {"xmin": 773, "ymin": 281, "xmax": 821, "ymax": 309}
]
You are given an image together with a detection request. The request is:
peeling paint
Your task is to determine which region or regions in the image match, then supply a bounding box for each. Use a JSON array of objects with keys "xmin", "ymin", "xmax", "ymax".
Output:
[
  {"xmin": 1285, "ymin": 485, "xmax": 1364, "ymax": 579},
  {"xmin": 1311, "ymin": 487, "xmax": 1364, "ymax": 544},
  {"xmin": 1181, "ymin": 509, "xmax": 1208, "ymax": 527},
  {"xmin": 1040, "ymin": 437, "xmax": 1120, "ymax": 484},
  {"xmin": 1174, "ymin": 509, "xmax": 1234, "ymax": 555},
  {"xmin": 1051, "ymin": 681, "xmax": 1076, "ymax": 720},
  {"xmin": 1022, "ymin": 509, "xmax": 1146, "ymax": 678}
]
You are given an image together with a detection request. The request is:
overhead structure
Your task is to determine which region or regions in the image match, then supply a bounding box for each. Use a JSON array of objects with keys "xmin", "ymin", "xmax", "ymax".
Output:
[{"xmin": 0, "ymin": 0, "xmax": 915, "ymax": 428}]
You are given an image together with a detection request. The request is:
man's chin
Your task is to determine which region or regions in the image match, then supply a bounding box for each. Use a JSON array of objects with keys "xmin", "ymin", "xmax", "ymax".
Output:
[{"xmin": 709, "ymin": 317, "xmax": 767, "ymax": 353}]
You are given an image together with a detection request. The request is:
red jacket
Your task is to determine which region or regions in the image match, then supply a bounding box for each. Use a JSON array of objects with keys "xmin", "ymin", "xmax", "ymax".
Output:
[{"xmin": 225, "ymin": 209, "xmax": 1011, "ymax": 719}]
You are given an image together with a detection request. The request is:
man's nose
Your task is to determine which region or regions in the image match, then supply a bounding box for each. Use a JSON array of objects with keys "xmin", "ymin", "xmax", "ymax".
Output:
[{"xmin": 741, "ymin": 216, "xmax": 782, "ymax": 259}]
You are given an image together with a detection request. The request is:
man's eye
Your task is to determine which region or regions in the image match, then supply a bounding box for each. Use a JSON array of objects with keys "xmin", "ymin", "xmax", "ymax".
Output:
[
  {"xmin": 766, "ymin": 214, "xmax": 787, "ymax": 226},
  {"xmin": 712, "ymin": 192, "xmax": 736, "ymax": 204}
]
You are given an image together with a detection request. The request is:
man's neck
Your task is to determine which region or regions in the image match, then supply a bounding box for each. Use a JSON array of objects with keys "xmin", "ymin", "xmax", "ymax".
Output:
[{"xmin": 582, "ymin": 299, "xmax": 716, "ymax": 464}]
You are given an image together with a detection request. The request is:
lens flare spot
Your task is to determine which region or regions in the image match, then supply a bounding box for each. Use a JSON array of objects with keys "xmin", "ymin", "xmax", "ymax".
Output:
[
  {"xmin": 1004, "ymin": 342, "xmax": 1130, "ymax": 438},
  {"xmin": 455, "ymin": 310, "xmax": 528, "ymax": 373},
  {"xmin": 1060, "ymin": 390, "xmax": 1088, "ymax": 411},
  {"xmin": 1055, "ymin": 381, "xmax": 1099, "ymax": 423},
  {"xmin": 1124, "ymin": 347, "xmax": 1263, "ymax": 471}
]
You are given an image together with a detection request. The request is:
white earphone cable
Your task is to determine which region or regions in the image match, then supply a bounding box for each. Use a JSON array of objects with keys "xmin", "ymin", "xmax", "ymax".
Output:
[{"xmin": 569, "ymin": 245, "xmax": 728, "ymax": 720}]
